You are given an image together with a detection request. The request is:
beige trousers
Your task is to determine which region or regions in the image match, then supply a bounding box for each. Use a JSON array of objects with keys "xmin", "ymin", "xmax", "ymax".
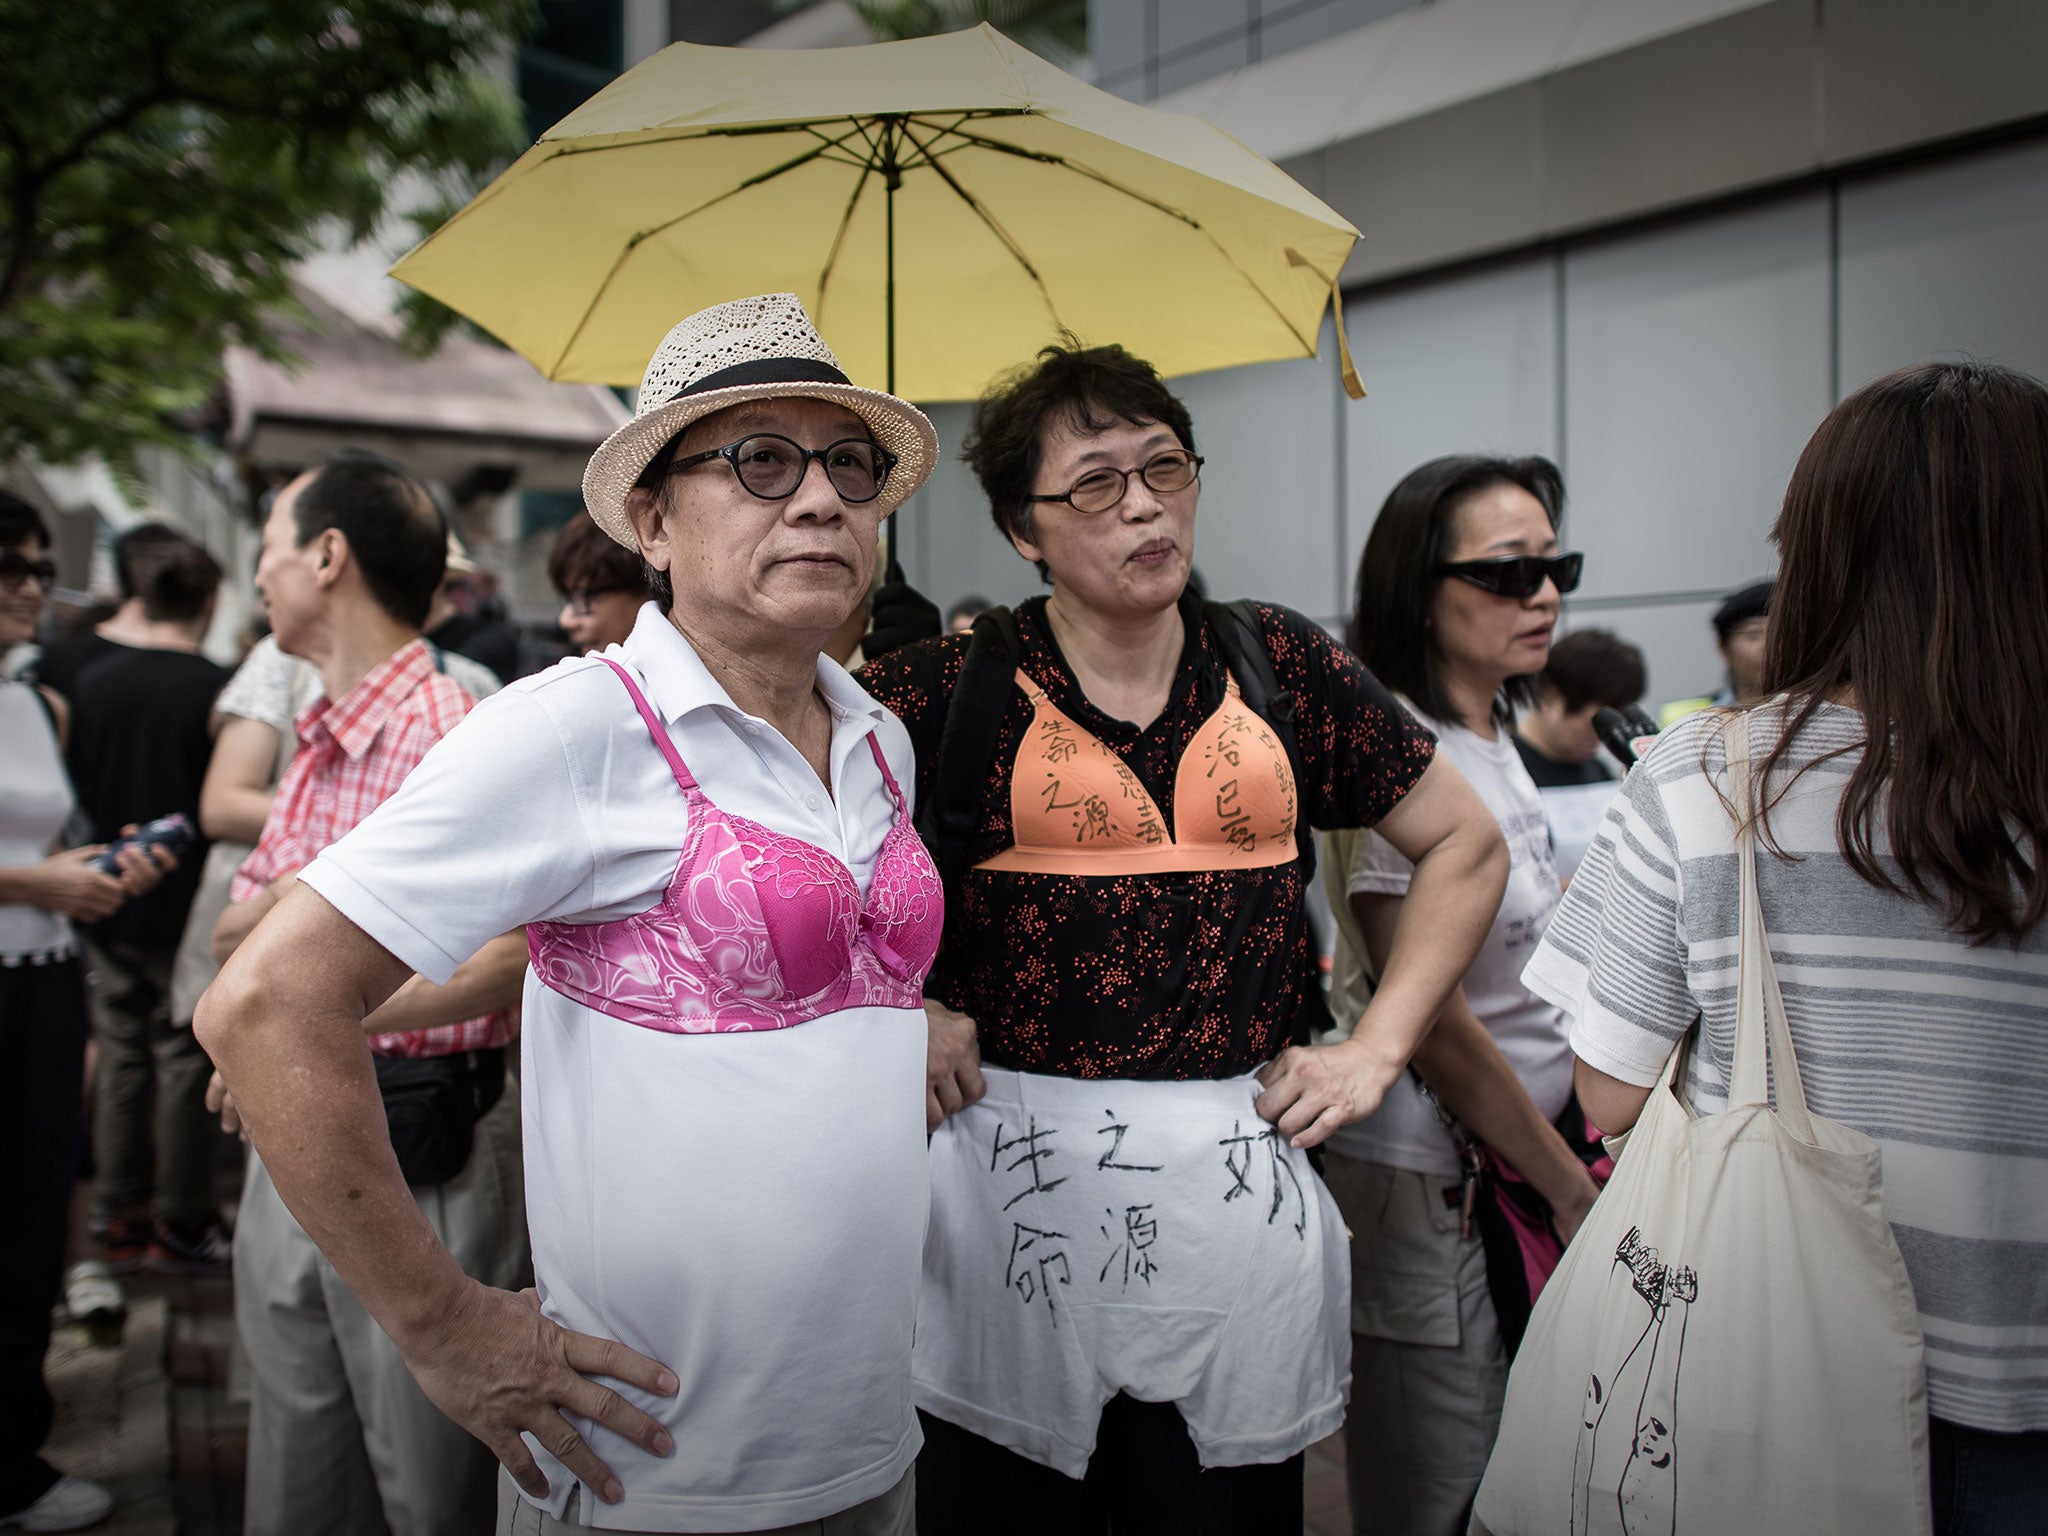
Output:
[
  {"xmin": 237, "ymin": 1084, "xmax": 528, "ymax": 1536},
  {"xmin": 1321, "ymin": 1150, "xmax": 1508, "ymax": 1536},
  {"xmin": 493, "ymin": 1467, "xmax": 915, "ymax": 1536}
]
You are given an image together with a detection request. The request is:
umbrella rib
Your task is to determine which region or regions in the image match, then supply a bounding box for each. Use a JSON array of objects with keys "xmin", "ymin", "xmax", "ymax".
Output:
[
  {"xmin": 929, "ymin": 127, "xmax": 1323, "ymax": 363},
  {"xmin": 897, "ymin": 120, "xmax": 1049, "ymax": 296},
  {"xmin": 543, "ymin": 128, "xmax": 881, "ymax": 377},
  {"xmin": 619, "ymin": 128, "xmax": 874, "ymax": 253},
  {"xmin": 936, "ymin": 129, "xmax": 1199, "ymax": 226},
  {"xmin": 814, "ymin": 157, "xmax": 877, "ymax": 326}
]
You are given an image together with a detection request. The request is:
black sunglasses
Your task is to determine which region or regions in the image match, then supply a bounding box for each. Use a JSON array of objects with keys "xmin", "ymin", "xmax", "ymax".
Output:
[
  {"xmin": 0, "ymin": 549, "xmax": 57, "ymax": 591},
  {"xmin": 1436, "ymin": 551, "xmax": 1583, "ymax": 599},
  {"xmin": 665, "ymin": 433, "xmax": 896, "ymax": 505}
]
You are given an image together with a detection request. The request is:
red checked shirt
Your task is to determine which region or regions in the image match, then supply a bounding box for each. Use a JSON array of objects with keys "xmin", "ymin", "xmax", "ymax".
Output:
[{"xmin": 233, "ymin": 639, "xmax": 516, "ymax": 1058}]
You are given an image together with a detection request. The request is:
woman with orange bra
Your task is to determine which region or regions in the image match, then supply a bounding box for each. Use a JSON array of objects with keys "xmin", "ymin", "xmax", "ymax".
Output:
[{"xmin": 857, "ymin": 343, "xmax": 1511, "ymax": 1535}]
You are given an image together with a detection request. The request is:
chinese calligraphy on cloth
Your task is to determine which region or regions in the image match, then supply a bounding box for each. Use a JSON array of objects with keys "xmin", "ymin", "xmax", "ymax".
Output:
[{"xmin": 916, "ymin": 1067, "xmax": 1350, "ymax": 1477}]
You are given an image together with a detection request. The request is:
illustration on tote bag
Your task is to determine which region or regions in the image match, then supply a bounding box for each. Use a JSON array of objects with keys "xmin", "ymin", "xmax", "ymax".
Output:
[{"xmin": 1570, "ymin": 1227, "xmax": 1697, "ymax": 1536}]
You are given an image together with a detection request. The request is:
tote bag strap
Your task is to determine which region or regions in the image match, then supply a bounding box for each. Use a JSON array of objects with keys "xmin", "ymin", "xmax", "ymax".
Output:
[{"xmin": 1723, "ymin": 709, "xmax": 1816, "ymax": 1139}]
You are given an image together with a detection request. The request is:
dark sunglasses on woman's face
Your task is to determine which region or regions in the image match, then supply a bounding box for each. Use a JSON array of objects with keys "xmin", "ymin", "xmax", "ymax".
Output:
[
  {"xmin": 1436, "ymin": 551, "xmax": 1583, "ymax": 599},
  {"xmin": 0, "ymin": 550, "xmax": 58, "ymax": 591}
]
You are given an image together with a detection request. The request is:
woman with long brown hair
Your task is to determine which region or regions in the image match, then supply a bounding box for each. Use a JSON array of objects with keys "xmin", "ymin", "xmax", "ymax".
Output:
[{"xmin": 1524, "ymin": 360, "xmax": 2048, "ymax": 1532}]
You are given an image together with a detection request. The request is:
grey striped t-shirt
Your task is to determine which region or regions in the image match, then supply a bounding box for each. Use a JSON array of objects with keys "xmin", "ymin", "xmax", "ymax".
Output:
[{"xmin": 1522, "ymin": 701, "xmax": 2048, "ymax": 1432}]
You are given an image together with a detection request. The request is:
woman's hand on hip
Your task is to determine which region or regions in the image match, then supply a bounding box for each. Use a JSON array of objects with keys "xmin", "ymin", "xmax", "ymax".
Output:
[
  {"xmin": 926, "ymin": 998, "xmax": 986, "ymax": 1131},
  {"xmin": 1254, "ymin": 1034, "xmax": 1407, "ymax": 1149},
  {"xmin": 403, "ymin": 1282, "xmax": 677, "ymax": 1506}
]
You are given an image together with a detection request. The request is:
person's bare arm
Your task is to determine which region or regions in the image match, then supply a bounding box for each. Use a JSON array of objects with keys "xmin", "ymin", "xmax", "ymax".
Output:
[
  {"xmin": 362, "ymin": 930, "xmax": 527, "ymax": 1035},
  {"xmin": 195, "ymin": 883, "xmax": 675, "ymax": 1505},
  {"xmin": 1353, "ymin": 891, "xmax": 1600, "ymax": 1242},
  {"xmin": 199, "ymin": 715, "xmax": 283, "ymax": 844},
  {"xmin": 1255, "ymin": 753, "xmax": 1507, "ymax": 1147},
  {"xmin": 1574, "ymin": 1058, "xmax": 1653, "ymax": 1139},
  {"xmin": 211, "ymin": 877, "xmax": 287, "ymax": 964}
]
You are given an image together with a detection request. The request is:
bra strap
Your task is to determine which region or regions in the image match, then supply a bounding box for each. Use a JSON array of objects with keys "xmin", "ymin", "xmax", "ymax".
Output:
[
  {"xmin": 596, "ymin": 657, "xmax": 699, "ymax": 793},
  {"xmin": 864, "ymin": 732, "xmax": 908, "ymax": 816},
  {"xmin": 1013, "ymin": 667, "xmax": 1048, "ymax": 707}
]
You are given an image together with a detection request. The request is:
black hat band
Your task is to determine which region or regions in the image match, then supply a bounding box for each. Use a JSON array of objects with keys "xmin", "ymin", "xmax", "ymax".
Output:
[{"xmin": 676, "ymin": 356, "xmax": 852, "ymax": 398}]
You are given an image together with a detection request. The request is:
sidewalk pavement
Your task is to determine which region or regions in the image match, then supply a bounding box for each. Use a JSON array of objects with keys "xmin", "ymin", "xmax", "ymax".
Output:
[{"xmin": 42, "ymin": 1267, "xmax": 244, "ymax": 1536}]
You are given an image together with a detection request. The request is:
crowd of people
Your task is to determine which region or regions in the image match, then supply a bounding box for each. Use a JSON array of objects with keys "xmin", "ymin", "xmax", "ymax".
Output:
[{"xmin": 0, "ymin": 290, "xmax": 2041, "ymax": 1536}]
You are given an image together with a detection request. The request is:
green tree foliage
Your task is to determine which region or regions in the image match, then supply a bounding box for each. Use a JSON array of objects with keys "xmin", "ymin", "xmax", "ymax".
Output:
[{"xmin": 0, "ymin": 0, "xmax": 533, "ymax": 475}]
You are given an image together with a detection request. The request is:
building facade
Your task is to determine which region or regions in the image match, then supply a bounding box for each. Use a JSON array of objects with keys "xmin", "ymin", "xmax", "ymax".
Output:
[{"xmin": 879, "ymin": 0, "xmax": 2048, "ymax": 704}]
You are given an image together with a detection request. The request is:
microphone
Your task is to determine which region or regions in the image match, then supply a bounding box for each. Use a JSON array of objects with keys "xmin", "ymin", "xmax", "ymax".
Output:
[{"xmin": 1593, "ymin": 705, "xmax": 1660, "ymax": 769}]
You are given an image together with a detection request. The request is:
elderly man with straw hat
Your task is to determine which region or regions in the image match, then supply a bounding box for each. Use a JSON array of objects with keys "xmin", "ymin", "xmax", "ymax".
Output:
[{"xmin": 198, "ymin": 294, "xmax": 945, "ymax": 1535}]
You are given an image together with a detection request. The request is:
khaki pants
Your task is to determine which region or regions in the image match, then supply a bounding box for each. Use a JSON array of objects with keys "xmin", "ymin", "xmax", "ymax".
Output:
[
  {"xmin": 494, "ymin": 1467, "xmax": 915, "ymax": 1536},
  {"xmin": 1321, "ymin": 1151, "xmax": 1507, "ymax": 1536},
  {"xmin": 237, "ymin": 1084, "xmax": 528, "ymax": 1536}
]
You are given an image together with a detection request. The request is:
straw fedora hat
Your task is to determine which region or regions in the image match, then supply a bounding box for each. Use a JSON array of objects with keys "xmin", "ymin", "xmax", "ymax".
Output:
[{"xmin": 582, "ymin": 293, "xmax": 938, "ymax": 548}]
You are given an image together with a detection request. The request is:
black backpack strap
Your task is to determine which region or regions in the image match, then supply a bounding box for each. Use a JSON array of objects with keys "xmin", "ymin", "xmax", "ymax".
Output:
[
  {"xmin": 917, "ymin": 606, "xmax": 1022, "ymax": 910},
  {"xmin": 1203, "ymin": 599, "xmax": 1315, "ymax": 884}
]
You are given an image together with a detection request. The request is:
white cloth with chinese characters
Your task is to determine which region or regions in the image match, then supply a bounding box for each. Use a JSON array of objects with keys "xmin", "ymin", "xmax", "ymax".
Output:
[{"xmin": 915, "ymin": 1066, "xmax": 1350, "ymax": 1477}]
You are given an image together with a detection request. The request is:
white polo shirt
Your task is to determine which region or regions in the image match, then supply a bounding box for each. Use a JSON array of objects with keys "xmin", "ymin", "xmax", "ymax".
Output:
[{"xmin": 301, "ymin": 604, "xmax": 930, "ymax": 1532}]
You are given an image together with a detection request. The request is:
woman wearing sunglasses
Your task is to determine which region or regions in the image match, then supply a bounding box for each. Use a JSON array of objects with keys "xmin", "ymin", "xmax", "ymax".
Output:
[
  {"xmin": 1322, "ymin": 454, "xmax": 1604, "ymax": 1536},
  {"xmin": 858, "ymin": 346, "xmax": 1511, "ymax": 1533},
  {"xmin": 1, "ymin": 493, "xmax": 176, "ymax": 1533}
]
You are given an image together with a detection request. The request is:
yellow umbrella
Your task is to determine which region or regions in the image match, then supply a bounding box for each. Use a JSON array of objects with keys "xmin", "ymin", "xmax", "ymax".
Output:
[{"xmin": 390, "ymin": 23, "xmax": 1362, "ymax": 405}]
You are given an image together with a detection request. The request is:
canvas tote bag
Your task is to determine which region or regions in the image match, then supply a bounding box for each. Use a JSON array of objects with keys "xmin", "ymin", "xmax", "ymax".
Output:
[{"xmin": 1471, "ymin": 711, "xmax": 1929, "ymax": 1536}]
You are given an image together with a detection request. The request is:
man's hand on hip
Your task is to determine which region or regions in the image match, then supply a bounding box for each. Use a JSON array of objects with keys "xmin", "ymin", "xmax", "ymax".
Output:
[{"xmin": 403, "ymin": 1281, "xmax": 679, "ymax": 1506}]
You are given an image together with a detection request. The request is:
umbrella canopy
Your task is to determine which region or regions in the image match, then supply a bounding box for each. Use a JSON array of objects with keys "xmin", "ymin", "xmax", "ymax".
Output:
[{"xmin": 390, "ymin": 24, "xmax": 1361, "ymax": 403}]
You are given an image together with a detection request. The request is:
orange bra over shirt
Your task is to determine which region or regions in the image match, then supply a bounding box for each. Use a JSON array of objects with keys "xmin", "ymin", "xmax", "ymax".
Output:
[{"xmin": 974, "ymin": 668, "xmax": 1301, "ymax": 877}]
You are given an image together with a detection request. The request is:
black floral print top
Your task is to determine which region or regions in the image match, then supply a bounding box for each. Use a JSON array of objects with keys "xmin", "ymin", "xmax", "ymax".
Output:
[{"xmin": 857, "ymin": 589, "xmax": 1435, "ymax": 1080}]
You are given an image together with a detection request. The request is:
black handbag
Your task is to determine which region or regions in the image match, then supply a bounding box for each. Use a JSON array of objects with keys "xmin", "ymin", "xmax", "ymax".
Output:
[{"xmin": 374, "ymin": 1048, "xmax": 506, "ymax": 1186}]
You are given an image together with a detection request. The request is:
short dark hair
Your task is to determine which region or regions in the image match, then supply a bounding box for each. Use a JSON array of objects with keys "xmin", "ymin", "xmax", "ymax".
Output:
[
  {"xmin": 1536, "ymin": 629, "xmax": 1646, "ymax": 713},
  {"xmin": 290, "ymin": 449, "xmax": 446, "ymax": 629},
  {"xmin": 945, "ymin": 593, "xmax": 993, "ymax": 626},
  {"xmin": 0, "ymin": 489, "xmax": 49, "ymax": 551},
  {"xmin": 547, "ymin": 513, "xmax": 647, "ymax": 604},
  {"xmin": 1711, "ymin": 578, "xmax": 1774, "ymax": 642},
  {"xmin": 963, "ymin": 340, "xmax": 1196, "ymax": 582},
  {"xmin": 1348, "ymin": 454, "xmax": 1566, "ymax": 729},
  {"xmin": 135, "ymin": 537, "xmax": 222, "ymax": 624},
  {"xmin": 112, "ymin": 523, "xmax": 185, "ymax": 600}
]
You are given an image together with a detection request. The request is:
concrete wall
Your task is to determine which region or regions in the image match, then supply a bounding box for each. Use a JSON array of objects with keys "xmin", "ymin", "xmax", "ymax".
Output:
[
  {"xmin": 1265, "ymin": 0, "xmax": 2048, "ymax": 288},
  {"xmin": 895, "ymin": 131, "xmax": 2048, "ymax": 708}
]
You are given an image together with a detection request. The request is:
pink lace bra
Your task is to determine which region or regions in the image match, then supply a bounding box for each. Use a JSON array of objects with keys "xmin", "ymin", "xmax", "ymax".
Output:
[{"xmin": 526, "ymin": 658, "xmax": 943, "ymax": 1033}]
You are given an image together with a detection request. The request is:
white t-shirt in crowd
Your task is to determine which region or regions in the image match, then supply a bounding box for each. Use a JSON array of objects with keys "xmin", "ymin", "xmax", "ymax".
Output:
[
  {"xmin": 1326, "ymin": 705, "xmax": 1572, "ymax": 1176},
  {"xmin": 300, "ymin": 604, "xmax": 930, "ymax": 1532},
  {"xmin": 0, "ymin": 681, "xmax": 75, "ymax": 964}
]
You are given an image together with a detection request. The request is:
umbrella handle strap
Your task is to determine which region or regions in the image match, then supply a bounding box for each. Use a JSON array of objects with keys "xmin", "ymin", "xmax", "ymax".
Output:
[
  {"xmin": 1288, "ymin": 248, "xmax": 1365, "ymax": 400},
  {"xmin": 1331, "ymin": 290, "xmax": 1365, "ymax": 401}
]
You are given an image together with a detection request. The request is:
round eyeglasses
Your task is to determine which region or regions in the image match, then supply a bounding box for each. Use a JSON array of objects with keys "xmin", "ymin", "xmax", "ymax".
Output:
[
  {"xmin": 665, "ymin": 433, "xmax": 896, "ymax": 505},
  {"xmin": 1025, "ymin": 450, "xmax": 1204, "ymax": 515},
  {"xmin": 1435, "ymin": 552, "xmax": 1584, "ymax": 599}
]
